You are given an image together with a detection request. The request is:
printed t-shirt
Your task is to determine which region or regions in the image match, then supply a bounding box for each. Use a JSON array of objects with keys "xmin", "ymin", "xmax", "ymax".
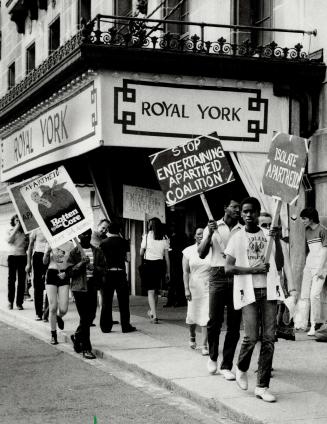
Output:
[{"xmin": 47, "ymin": 241, "xmax": 75, "ymax": 271}]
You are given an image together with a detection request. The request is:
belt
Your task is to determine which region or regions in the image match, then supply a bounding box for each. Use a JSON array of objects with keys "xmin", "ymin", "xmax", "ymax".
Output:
[{"xmin": 108, "ymin": 268, "xmax": 124, "ymax": 271}]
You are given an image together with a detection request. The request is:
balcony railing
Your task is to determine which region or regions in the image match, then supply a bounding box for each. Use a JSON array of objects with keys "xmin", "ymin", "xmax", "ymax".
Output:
[{"xmin": 0, "ymin": 14, "xmax": 321, "ymax": 113}]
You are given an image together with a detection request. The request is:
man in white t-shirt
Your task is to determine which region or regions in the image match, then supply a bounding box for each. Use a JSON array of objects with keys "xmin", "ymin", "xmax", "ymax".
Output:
[{"xmin": 225, "ymin": 197, "xmax": 276, "ymax": 403}]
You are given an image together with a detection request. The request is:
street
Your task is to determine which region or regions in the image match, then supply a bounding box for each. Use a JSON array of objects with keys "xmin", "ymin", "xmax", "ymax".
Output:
[{"xmin": 0, "ymin": 320, "xmax": 233, "ymax": 424}]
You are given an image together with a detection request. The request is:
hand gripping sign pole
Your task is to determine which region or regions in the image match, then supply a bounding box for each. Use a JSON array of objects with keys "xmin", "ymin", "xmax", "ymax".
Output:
[
  {"xmin": 200, "ymin": 193, "xmax": 226, "ymax": 251},
  {"xmin": 261, "ymin": 132, "xmax": 309, "ymax": 263}
]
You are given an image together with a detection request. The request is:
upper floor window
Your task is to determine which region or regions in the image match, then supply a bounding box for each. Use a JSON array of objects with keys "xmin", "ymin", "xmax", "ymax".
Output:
[
  {"xmin": 49, "ymin": 16, "xmax": 60, "ymax": 54},
  {"xmin": 114, "ymin": 0, "xmax": 132, "ymax": 16},
  {"xmin": 162, "ymin": 0, "xmax": 189, "ymax": 35},
  {"xmin": 77, "ymin": 0, "xmax": 91, "ymax": 27},
  {"xmin": 232, "ymin": 0, "xmax": 273, "ymax": 46},
  {"xmin": 8, "ymin": 62, "xmax": 15, "ymax": 89},
  {"xmin": 26, "ymin": 42, "xmax": 35, "ymax": 74}
]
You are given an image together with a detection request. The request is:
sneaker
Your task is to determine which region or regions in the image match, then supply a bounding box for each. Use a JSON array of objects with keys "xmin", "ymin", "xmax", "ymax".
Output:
[
  {"xmin": 83, "ymin": 350, "xmax": 96, "ymax": 359},
  {"xmin": 254, "ymin": 387, "xmax": 276, "ymax": 402},
  {"xmin": 35, "ymin": 316, "xmax": 42, "ymax": 321},
  {"xmin": 189, "ymin": 337, "xmax": 197, "ymax": 350},
  {"xmin": 57, "ymin": 315, "xmax": 64, "ymax": 330},
  {"xmin": 236, "ymin": 366, "xmax": 248, "ymax": 390},
  {"xmin": 220, "ymin": 369, "xmax": 236, "ymax": 381},
  {"xmin": 201, "ymin": 346, "xmax": 209, "ymax": 356},
  {"xmin": 122, "ymin": 325, "xmax": 137, "ymax": 333},
  {"xmin": 207, "ymin": 358, "xmax": 218, "ymax": 374},
  {"xmin": 307, "ymin": 325, "xmax": 316, "ymax": 336},
  {"xmin": 17, "ymin": 305, "xmax": 24, "ymax": 310},
  {"xmin": 8, "ymin": 303, "xmax": 13, "ymax": 310}
]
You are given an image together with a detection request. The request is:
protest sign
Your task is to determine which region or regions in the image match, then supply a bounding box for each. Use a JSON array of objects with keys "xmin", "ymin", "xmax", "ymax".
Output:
[
  {"xmin": 7, "ymin": 176, "xmax": 40, "ymax": 233},
  {"xmin": 261, "ymin": 133, "xmax": 308, "ymax": 205},
  {"xmin": 20, "ymin": 166, "xmax": 91, "ymax": 248},
  {"xmin": 123, "ymin": 185, "xmax": 166, "ymax": 223},
  {"xmin": 149, "ymin": 133, "xmax": 235, "ymax": 206}
]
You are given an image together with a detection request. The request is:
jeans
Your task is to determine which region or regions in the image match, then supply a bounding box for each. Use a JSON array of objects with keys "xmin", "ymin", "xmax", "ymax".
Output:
[
  {"xmin": 8, "ymin": 255, "xmax": 27, "ymax": 307},
  {"xmin": 301, "ymin": 266, "xmax": 326, "ymax": 324},
  {"xmin": 32, "ymin": 252, "xmax": 47, "ymax": 318},
  {"xmin": 207, "ymin": 267, "xmax": 242, "ymax": 370},
  {"xmin": 237, "ymin": 288, "xmax": 277, "ymax": 388},
  {"xmin": 100, "ymin": 271, "xmax": 131, "ymax": 332}
]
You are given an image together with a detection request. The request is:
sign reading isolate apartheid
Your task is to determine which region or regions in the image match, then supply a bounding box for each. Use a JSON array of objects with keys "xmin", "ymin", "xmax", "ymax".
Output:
[
  {"xmin": 150, "ymin": 133, "xmax": 235, "ymax": 206},
  {"xmin": 261, "ymin": 133, "xmax": 308, "ymax": 204},
  {"xmin": 0, "ymin": 79, "xmax": 101, "ymax": 182},
  {"xmin": 123, "ymin": 185, "xmax": 166, "ymax": 223},
  {"xmin": 20, "ymin": 166, "xmax": 91, "ymax": 248}
]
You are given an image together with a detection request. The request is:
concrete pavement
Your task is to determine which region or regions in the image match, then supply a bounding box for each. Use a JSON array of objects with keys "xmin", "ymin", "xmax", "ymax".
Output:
[{"xmin": 1, "ymin": 265, "xmax": 327, "ymax": 424}]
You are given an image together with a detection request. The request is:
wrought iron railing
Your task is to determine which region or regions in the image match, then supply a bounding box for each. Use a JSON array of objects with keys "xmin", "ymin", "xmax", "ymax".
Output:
[{"xmin": 0, "ymin": 14, "xmax": 320, "ymax": 112}]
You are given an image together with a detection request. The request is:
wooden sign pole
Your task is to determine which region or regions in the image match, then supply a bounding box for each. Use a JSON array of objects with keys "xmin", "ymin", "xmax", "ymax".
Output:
[
  {"xmin": 200, "ymin": 193, "xmax": 225, "ymax": 251},
  {"xmin": 264, "ymin": 199, "xmax": 282, "ymax": 263}
]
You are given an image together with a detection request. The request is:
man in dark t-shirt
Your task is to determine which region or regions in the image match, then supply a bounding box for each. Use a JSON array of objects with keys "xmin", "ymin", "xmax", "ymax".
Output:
[{"xmin": 99, "ymin": 222, "xmax": 136, "ymax": 333}]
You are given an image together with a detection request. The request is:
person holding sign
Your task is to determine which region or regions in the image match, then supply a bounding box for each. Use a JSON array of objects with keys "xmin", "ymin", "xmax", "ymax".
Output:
[
  {"xmin": 198, "ymin": 199, "xmax": 242, "ymax": 380},
  {"xmin": 298, "ymin": 207, "xmax": 327, "ymax": 336},
  {"xmin": 225, "ymin": 197, "xmax": 286, "ymax": 403},
  {"xmin": 43, "ymin": 240, "xmax": 74, "ymax": 345}
]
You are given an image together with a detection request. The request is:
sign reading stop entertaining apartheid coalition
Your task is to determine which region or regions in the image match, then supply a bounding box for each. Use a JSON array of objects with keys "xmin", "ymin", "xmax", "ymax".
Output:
[
  {"xmin": 20, "ymin": 166, "xmax": 91, "ymax": 248},
  {"xmin": 150, "ymin": 133, "xmax": 235, "ymax": 206},
  {"xmin": 261, "ymin": 133, "xmax": 308, "ymax": 204}
]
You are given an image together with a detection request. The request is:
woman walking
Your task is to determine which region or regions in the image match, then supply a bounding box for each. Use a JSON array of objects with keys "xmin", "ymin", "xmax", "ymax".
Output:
[
  {"xmin": 43, "ymin": 240, "xmax": 74, "ymax": 345},
  {"xmin": 140, "ymin": 217, "xmax": 170, "ymax": 323},
  {"xmin": 6, "ymin": 215, "xmax": 28, "ymax": 310},
  {"xmin": 183, "ymin": 227, "xmax": 211, "ymax": 355}
]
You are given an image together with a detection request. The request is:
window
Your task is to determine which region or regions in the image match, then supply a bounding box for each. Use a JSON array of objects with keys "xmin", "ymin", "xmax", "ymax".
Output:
[
  {"xmin": 8, "ymin": 62, "xmax": 15, "ymax": 89},
  {"xmin": 77, "ymin": 0, "xmax": 91, "ymax": 27},
  {"xmin": 49, "ymin": 16, "xmax": 60, "ymax": 54},
  {"xmin": 232, "ymin": 0, "xmax": 273, "ymax": 46},
  {"xmin": 114, "ymin": 0, "xmax": 132, "ymax": 16},
  {"xmin": 26, "ymin": 42, "xmax": 35, "ymax": 74},
  {"xmin": 163, "ymin": 0, "xmax": 189, "ymax": 35}
]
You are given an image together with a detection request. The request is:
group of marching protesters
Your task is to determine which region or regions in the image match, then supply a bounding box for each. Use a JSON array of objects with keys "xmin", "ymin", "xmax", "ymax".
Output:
[{"xmin": 6, "ymin": 195, "xmax": 327, "ymax": 402}]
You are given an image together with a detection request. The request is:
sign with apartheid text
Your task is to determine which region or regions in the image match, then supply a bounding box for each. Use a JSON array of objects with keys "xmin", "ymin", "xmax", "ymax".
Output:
[
  {"xmin": 7, "ymin": 176, "xmax": 41, "ymax": 233},
  {"xmin": 20, "ymin": 166, "xmax": 91, "ymax": 248},
  {"xmin": 149, "ymin": 133, "xmax": 235, "ymax": 206},
  {"xmin": 261, "ymin": 133, "xmax": 308, "ymax": 205},
  {"xmin": 123, "ymin": 185, "xmax": 166, "ymax": 223}
]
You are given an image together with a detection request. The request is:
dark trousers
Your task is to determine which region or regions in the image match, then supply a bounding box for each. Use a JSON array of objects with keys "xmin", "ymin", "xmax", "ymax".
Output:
[
  {"xmin": 32, "ymin": 252, "xmax": 47, "ymax": 318},
  {"xmin": 73, "ymin": 290, "xmax": 92, "ymax": 352},
  {"xmin": 238, "ymin": 288, "xmax": 277, "ymax": 388},
  {"xmin": 8, "ymin": 255, "xmax": 27, "ymax": 307},
  {"xmin": 88, "ymin": 284, "xmax": 98, "ymax": 324},
  {"xmin": 100, "ymin": 271, "xmax": 130, "ymax": 332},
  {"xmin": 207, "ymin": 267, "xmax": 242, "ymax": 370}
]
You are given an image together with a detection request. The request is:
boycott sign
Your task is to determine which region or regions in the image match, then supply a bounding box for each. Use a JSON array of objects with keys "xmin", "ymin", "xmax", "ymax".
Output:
[
  {"xmin": 150, "ymin": 133, "xmax": 235, "ymax": 206},
  {"xmin": 123, "ymin": 185, "xmax": 166, "ymax": 223},
  {"xmin": 7, "ymin": 176, "xmax": 41, "ymax": 233},
  {"xmin": 261, "ymin": 133, "xmax": 308, "ymax": 204},
  {"xmin": 20, "ymin": 166, "xmax": 91, "ymax": 248}
]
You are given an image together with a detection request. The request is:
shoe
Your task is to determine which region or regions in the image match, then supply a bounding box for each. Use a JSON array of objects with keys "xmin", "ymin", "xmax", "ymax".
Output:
[
  {"xmin": 236, "ymin": 366, "xmax": 248, "ymax": 390},
  {"xmin": 8, "ymin": 303, "xmax": 13, "ymax": 310},
  {"xmin": 189, "ymin": 337, "xmax": 197, "ymax": 350},
  {"xmin": 315, "ymin": 323, "xmax": 323, "ymax": 331},
  {"xmin": 207, "ymin": 358, "xmax": 218, "ymax": 374},
  {"xmin": 307, "ymin": 325, "xmax": 316, "ymax": 336},
  {"xmin": 71, "ymin": 335, "xmax": 82, "ymax": 353},
  {"xmin": 17, "ymin": 305, "xmax": 24, "ymax": 310},
  {"xmin": 57, "ymin": 315, "xmax": 64, "ymax": 330},
  {"xmin": 50, "ymin": 335, "xmax": 58, "ymax": 345},
  {"xmin": 254, "ymin": 387, "xmax": 276, "ymax": 402},
  {"xmin": 35, "ymin": 316, "xmax": 42, "ymax": 321},
  {"xmin": 43, "ymin": 318, "xmax": 49, "ymax": 323},
  {"xmin": 122, "ymin": 326, "xmax": 137, "ymax": 333},
  {"xmin": 147, "ymin": 310, "xmax": 154, "ymax": 320},
  {"xmin": 220, "ymin": 369, "xmax": 236, "ymax": 381},
  {"xmin": 151, "ymin": 318, "xmax": 159, "ymax": 324},
  {"xmin": 201, "ymin": 346, "xmax": 209, "ymax": 356},
  {"xmin": 83, "ymin": 350, "xmax": 96, "ymax": 359}
]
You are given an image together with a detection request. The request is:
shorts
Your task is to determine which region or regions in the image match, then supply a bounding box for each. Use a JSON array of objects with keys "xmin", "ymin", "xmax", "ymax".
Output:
[
  {"xmin": 143, "ymin": 259, "xmax": 164, "ymax": 291},
  {"xmin": 46, "ymin": 269, "xmax": 70, "ymax": 287}
]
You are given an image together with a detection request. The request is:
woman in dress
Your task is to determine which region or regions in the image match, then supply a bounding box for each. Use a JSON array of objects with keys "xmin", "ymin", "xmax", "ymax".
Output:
[
  {"xmin": 43, "ymin": 240, "xmax": 74, "ymax": 345},
  {"xmin": 140, "ymin": 217, "xmax": 170, "ymax": 324},
  {"xmin": 183, "ymin": 227, "xmax": 211, "ymax": 355}
]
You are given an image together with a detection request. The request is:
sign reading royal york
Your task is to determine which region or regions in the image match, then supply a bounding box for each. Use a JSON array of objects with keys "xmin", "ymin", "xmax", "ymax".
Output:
[
  {"xmin": 0, "ymin": 78, "xmax": 101, "ymax": 181},
  {"xmin": 103, "ymin": 72, "xmax": 288, "ymax": 153}
]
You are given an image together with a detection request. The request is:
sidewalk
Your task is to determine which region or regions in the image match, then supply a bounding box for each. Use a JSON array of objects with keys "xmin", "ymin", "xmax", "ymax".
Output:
[{"xmin": 1, "ymin": 265, "xmax": 327, "ymax": 424}]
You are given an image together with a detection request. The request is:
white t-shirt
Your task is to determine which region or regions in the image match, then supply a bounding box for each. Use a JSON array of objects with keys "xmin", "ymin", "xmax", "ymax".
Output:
[
  {"xmin": 141, "ymin": 231, "xmax": 169, "ymax": 260},
  {"xmin": 225, "ymin": 229, "xmax": 267, "ymax": 288}
]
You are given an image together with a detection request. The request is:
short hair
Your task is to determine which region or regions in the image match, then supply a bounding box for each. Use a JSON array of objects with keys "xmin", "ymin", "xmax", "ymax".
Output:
[
  {"xmin": 300, "ymin": 207, "xmax": 319, "ymax": 223},
  {"xmin": 225, "ymin": 198, "xmax": 239, "ymax": 207},
  {"xmin": 10, "ymin": 214, "xmax": 18, "ymax": 227},
  {"xmin": 98, "ymin": 219, "xmax": 110, "ymax": 226},
  {"xmin": 240, "ymin": 197, "xmax": 261, "ymax": 213},
  {"xmin": 108, "ymin": 222, "xmax": 120, "ymax": 234}
]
